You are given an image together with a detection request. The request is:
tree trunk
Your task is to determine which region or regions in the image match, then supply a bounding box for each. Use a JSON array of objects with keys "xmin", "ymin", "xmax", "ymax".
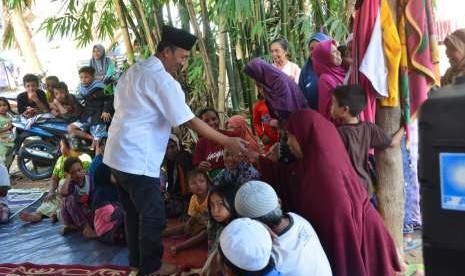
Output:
[
  {"xmin": 185, "ymin": 0, "xmax": 218, "ymax": 108},
  {"xmin": 375, "ymin": 106, "xmax": 404, "ymax": 250},
  {"xmin": 10, "ymin": 7, "xmax": 43, "ymax": 74},
  {"xmin": 375, "ymin": 0, "xmax": 404, "ymax": 252},
  {"xmin": 115, "ymin": 0, "xmax": 134, "ymax": 64},
  {"xmin": 134, "ymin": 0, "xmax": 156, "ymax": 53}
]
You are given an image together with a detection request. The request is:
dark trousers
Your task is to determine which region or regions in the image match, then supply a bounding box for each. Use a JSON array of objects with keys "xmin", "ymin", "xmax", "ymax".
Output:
[{"xmin": 111, "ymin": 169, "xmax": 165, "ymax": 275}]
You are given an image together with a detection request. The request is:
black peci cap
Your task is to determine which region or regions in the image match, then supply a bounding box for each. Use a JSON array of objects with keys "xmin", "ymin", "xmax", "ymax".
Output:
[{"xmin": 161, "ymin": 25, "xmax": 197, "ymax": 51}]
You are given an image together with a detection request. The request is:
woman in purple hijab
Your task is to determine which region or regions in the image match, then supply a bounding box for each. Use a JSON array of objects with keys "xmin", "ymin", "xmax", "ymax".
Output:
[{"xmin": 244, "ymin": 58, "xmax": 308, "ymax": 121}]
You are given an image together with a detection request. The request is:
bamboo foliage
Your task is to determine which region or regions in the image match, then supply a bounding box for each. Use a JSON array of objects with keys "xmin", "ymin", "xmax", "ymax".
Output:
[
  {"xmin": 2, "ymin": 0, "xmax": 44, "ymax": 74},
  {"xmin": 9, "ymin": 0, "xmax": 351, "ymax": 113},
  {"xmin": 185, "ymin": 0, "xmax": 218, "ymax": 108}
]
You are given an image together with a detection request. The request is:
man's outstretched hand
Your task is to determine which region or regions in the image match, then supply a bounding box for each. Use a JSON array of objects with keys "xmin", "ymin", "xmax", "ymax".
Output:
[{"xmin": 224, "ymin": 136, "xmax": 248, "ymax": 156}]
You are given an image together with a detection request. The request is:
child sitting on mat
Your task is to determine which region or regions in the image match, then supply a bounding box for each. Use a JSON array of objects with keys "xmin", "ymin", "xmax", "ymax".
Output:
[
  {"xmin": 59, "ymin": 157, "xmax": 96, "ymax": 238},
  {"xmin": 163, "ymin": 169, "xmax": 209, "ymax": 256}
]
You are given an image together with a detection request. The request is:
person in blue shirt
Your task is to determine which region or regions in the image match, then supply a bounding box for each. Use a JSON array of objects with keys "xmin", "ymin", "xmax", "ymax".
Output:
[{"xmin": 298, "ymin": 33, "xmax": 330, "ymax": 110}]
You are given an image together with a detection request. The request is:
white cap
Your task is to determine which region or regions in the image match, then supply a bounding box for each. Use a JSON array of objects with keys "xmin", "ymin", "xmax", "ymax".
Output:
[
  {"xmin": 0, "ymin": 164, "xmax": 10, "ymax": 187},
  {"xmin": 220, "ymin": 218, "xmax": 272, "ymax": 271},
  {"xmin": 235, "ymin": 181, "xmax": 279, "ymax": 218}
]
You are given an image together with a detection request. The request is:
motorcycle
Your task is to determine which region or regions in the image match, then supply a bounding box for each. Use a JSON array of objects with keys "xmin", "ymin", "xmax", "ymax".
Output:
[{"xmin": 11, "ymin": 114, "xmax": 93, "ymax": 180}]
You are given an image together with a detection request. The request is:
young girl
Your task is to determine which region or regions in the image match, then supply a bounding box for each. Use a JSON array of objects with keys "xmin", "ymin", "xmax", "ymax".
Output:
[
  {"xmin": 59, "ymin": 157, "xmax": 96, "ymax": 238},
  {"xmin": 50, "ymin": 82, "xmax": 83, "ymax": 122},
  {"xmin": 193, "ymin": 108, "xmax": 236, "ymax": 179},
  {"xmin": 0, "ymin": 98, "xmax": 14, "ymax": 166},
  {"xmin": 164, "ymin": 169, "xmax": 210, "ymax": 255},
  {"xmin": 213, "ymin": 148, "xmax": 260, "ymax": 189},
  {"xmin": 201, "ymin": 183, "xmax": 238, "ymax": 275}
]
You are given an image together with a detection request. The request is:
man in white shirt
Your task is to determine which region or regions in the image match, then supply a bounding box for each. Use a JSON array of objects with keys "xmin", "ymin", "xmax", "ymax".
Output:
[
  {"xmin": 235, "ymin": 181, "xmax": 333, "ymax": 276},
  {"xmin": 104, "ymin": 26, "xmax": 245, "ymax": 275}
]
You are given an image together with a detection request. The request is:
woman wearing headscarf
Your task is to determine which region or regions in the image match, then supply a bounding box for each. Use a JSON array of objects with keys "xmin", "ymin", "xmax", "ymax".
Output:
[
  {"xmin": 226, "ymin": 115, "xmax": 260, "ymax": 154},
  {"xmin": 298, "ymin": 33, "xmax": 330, "ymax": 110},
  {"xmin": 312, "ymin": 40, "xmax": 346, "ymax": 121},
  {"xmin": 442, "ymin": 28, "xmax": 465, "ymax": 86},
  {"xmin": 90, "ymin": 44, "xmax": 114, "ymax": 81},
  {"xmin": 244, "ymin": 58, "xmax": 401, "ymax": 276}
]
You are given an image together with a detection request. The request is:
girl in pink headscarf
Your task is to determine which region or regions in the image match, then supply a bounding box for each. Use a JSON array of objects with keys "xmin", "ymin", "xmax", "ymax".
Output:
[
  {"xmin": 226, "ymin": 115, "xmax": 260, "ymax": 154},
  {"xmin": 313, "ymin": 40, "xmax": 346, "ymax": 121}
]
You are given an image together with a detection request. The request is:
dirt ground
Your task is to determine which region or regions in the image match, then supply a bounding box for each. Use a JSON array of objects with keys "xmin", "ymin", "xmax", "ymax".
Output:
[{"xmin": 9, "ymin": 157, "xmax": 50, "ymax": 190}]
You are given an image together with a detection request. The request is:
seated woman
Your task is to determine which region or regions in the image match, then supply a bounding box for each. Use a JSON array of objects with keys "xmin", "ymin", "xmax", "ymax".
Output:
[
  {"xmin": 162, "ymin": 134, "xmax": 194, "ymax": 218},
  {"xmin": 60, "ymin": 157, "xmax": 96, "ymax": 238},
  {"xmin": 226, "ymin": 115, "xmax": 260, "ymax": 158},
  {"xmin": 16, "ymin": 74, "xmax": 49, "ymax": 118},
  {"xmin": 92, "ymin": 163, "xmax": 124, "ymax": 244},
  {"xmin": 213, "ymin": 148, "xmax": 260, "ymax": 189}
]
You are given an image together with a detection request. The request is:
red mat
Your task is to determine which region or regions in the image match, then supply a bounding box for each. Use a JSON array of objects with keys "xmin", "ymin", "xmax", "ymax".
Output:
[
  {"xmin": 162, "ymin": 220, "xmax": 208, "ymax": 270},
  {"xmin": 0, "ymin": 263, "xmax": 129, "ymax": 276}
]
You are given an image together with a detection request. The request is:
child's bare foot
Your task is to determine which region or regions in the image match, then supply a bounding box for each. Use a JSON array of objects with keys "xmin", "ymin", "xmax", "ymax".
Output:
[
  {"xmin": 61, "ymin": 224, "xmax": 79, "ymax": 235},
  {"xmin": 148, "ymin": 262, "xmax": 181, "ymax": 275},
  {"xmin": 82, "ymin": 224, "xmax": 97, "ymax": 239},
  {"xmin": 19, "ymin": 212, "xmax": 43, "ymax": 223}
]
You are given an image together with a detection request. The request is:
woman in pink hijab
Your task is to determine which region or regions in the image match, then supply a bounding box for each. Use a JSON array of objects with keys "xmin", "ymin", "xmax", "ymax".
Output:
[
  {"xmin": 313, "ymin": 40, "xmax": 346, "ymax": 121},
  {"xmin": 226, "ymin": 115, "xmax": 260, "ymax": 154}
]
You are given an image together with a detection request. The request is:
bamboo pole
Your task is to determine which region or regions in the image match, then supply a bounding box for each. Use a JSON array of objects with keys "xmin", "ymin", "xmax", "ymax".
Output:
[
  {"xmin": 151, "ymin": 4, "xmax": 162, "ymax": 44},
  {"xmin": 218, "ymin": 16, "xmax": 226, "ymax": 120},
  {"xmin": 115, "ymin": 0, "xmax": 134, "ymax": 64},
  {"xmin": 185, "ymin": 0, "xmax": 218, "ymax": 107},
  {"xmin": 134, "ymin": 0, "xmax": 156, "ymax": 53}
]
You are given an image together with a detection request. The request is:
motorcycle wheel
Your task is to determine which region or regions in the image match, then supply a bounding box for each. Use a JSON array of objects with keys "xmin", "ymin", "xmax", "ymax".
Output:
[{"xmin": 17, "ymin": 140, "xmax": 57, "ymax": 180}]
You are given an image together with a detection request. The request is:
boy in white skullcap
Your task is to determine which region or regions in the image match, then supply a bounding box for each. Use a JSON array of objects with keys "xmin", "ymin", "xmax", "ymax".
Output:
[
  {"xmin": 0, "ymin": 163, "xmax": 11, "ymax": 223},
  {"xmin": 235, "ymin": 180, "xmax": 332, "ymax": 276},
  {"xmin": 219, "ymin": 218, "xmax": 281, "ymax": 276}
]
